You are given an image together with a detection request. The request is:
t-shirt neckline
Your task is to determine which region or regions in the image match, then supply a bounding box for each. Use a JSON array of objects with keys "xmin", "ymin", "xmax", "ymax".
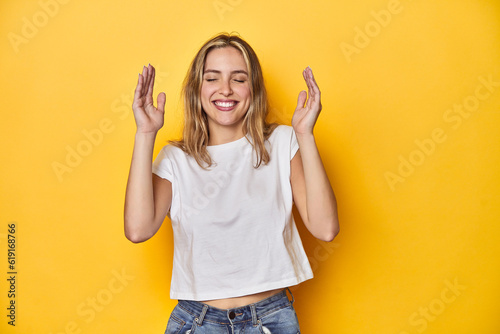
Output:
[{"xmin": 206, "ymin": 134, "xmax": 250, "ymax": 152}]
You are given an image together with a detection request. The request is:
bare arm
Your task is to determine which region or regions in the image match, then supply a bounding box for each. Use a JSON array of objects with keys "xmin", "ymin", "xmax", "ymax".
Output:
[
  {"xmin": 290, "ymin": 67, "xmax": 339, "ymax": 242},
  {"xmin": 124, "ymin": 64, "xmax": 172, "ymax": 243}
]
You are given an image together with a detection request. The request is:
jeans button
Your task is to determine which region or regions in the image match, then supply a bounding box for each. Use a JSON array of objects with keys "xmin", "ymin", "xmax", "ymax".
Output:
[{"xmin": 228, "ymin": 311, "xmax": 236, "ymax": 319}]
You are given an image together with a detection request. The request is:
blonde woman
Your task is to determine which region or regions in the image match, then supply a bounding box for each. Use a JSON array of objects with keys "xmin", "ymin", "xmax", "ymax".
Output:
[{"xmin": 124, "ymin": 33, "xmax": 339, "ymax": 333}]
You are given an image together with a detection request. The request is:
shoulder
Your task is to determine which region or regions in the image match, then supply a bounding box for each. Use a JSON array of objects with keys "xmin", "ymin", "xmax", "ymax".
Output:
[
  {"xmin": 155, "ymin": 143, "xmax": 188, "ymax": 162},
  {"xmin": 268, "ymin": 124, "xmax": 295, "ymax": 142},
  {"xmin": 163, "ymin": 142, "xmax": 188, "ymax": 155},
  {"xmin": 266, "ymin": 125, "xmax": 299, "ymax": 161},
  {"xmin": 269, "ymin": 124, "xmax": 298, "ymax": 147}
]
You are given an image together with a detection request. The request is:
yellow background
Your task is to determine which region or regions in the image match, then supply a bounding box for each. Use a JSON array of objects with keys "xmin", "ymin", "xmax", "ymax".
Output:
[{"xmin": 1, "ymin": 0, "xmax": 499, "ymax": 333}]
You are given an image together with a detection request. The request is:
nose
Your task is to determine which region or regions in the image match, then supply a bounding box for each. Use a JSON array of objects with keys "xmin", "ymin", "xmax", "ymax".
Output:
[{"xmin": 219, "ymin": 79, "xmax": 233, "ymax": 96}]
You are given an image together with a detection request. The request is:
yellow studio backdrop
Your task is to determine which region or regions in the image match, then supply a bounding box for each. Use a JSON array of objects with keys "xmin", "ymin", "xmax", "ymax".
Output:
[{"xmin": 1, "ymin": 0, "xmax": 499, "ymax": 333}]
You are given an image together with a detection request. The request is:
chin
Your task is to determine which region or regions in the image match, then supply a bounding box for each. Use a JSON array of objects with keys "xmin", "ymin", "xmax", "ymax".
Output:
[
  {"xmin": 215, "ymin": 119, "xmax": 243, "ymax": 127},
  {"xmin": 211, "ymin": 113, "xmax": 245, "ymax": 126}
]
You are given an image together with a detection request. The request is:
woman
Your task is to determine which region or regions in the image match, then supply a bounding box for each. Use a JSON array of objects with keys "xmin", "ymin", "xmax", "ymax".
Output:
[{"xmin": 124, "ymin": 33, "xmax": 339, "ymax": 333}]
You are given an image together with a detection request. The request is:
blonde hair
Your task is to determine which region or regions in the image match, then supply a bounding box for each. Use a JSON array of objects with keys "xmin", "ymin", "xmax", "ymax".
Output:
[{"xmin": 169, "ymin": 32, "xmax": 278, "ymax": 169}]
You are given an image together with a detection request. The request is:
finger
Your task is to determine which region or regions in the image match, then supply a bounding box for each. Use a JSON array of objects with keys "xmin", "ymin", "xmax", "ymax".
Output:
[
  {"xmin": 133, "ymin": 72, "xmax": 143, "ymax": 102},
  {"xmin": 303, "ymin": 68, "xmax": 314, "ymax": 110},
  {"xmin": 141, "ymin": 65, "xmax": 148, "ymax": 96},
  {"xmin": 296, "ymin": 90, "xmax": 307, "ymax": 110},
  {"xmin": 157, "ymin": 92, "xmax": 166, "ymax": 113},
  {"xmin": 305, "ymin": 67, "xmax": 320, "ymax": 110},
  {"xmin": 147, "ymin": 65, "xmax": 156, "ymax": 98},
  {"xmin": 304, "ymin": 67, "xmax": 314, "ymax": 96},
  {"xmin": 303, "ymin": 68, "xmax": 311, "ymax": 93},
  {"xmin": 308, "ymin": 67, "xmax": 321, "ymax": 96},
  {"xmin": 144, "ymin": 64, "xmax": 153, "ymax": 97},
  {"xmin": 144, "ymin": 66, "xmax": 156, "ymax": 107},
  {"xmin": 308, "ymin": 69, "xmax": 322, "ymax": 113}
]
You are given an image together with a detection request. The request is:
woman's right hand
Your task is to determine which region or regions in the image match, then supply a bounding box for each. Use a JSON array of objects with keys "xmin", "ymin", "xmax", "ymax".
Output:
[{"xmin": 132, "ymin": 64, "xmax": 166, "ymax": 134}]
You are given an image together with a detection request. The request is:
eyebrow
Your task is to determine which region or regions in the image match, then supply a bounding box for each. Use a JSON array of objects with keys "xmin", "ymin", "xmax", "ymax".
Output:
[{"xmin": 203, "ymin": 69, "xmax": 248, "ymax": 75}]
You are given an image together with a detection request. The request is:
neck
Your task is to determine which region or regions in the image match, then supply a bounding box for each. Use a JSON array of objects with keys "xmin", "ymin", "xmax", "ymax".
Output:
[{"xmin": 207, "ymin": 122, "xmax": 245, "ymax": 146}]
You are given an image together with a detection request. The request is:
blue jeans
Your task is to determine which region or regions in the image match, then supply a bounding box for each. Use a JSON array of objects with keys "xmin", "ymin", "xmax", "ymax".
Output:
[{"xmin": 164, "ymin": 288, "xmax": 300, "ymax": 334}]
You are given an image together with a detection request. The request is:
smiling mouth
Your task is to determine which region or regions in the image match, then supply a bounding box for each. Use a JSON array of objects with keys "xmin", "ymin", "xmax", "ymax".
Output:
[{"xmin": 214, "ymin": 101, "xmax": 237, "ymax": 107}]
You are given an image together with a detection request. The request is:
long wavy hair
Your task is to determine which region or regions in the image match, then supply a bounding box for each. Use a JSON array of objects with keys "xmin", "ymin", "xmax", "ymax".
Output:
[{"xmin": 169, "ymin": 32, "xmax": 278, "ymax": 169}]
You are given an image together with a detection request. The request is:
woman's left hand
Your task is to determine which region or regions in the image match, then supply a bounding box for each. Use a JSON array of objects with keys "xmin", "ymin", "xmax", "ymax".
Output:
[{"xmin": 292, "ymin": 66, "xmax": 322, "ymax": 136}]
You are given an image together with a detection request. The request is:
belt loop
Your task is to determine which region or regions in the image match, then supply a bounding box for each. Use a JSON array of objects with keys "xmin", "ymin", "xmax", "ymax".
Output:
[
  {"xmin": 250, "ymin": 304, "xmax": 258, "ymax": 326},
  {"xmin": 197, "ymin": 304, "xmax": 209, "ymax": 325},
  {"xmin": 286, "ymin": 287, "xmax": 295, "ymax": 304}
]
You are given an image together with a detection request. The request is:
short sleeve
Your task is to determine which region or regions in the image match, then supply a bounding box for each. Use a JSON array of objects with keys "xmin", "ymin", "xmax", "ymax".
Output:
[
  {"xmin": 290, "ymin": 127, "xmax": 299, "ymax": 160},
  {"xmin": 152, "ymin": 146, "xmax": 174, "ymax": 182}
]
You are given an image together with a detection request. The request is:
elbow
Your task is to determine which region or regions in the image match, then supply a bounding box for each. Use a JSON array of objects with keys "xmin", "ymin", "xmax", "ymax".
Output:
[
  {"xmin": 124, "ymin": 219, "xmax": 152, "ymax": 244},
  {"xmin": 323, "ymin": 226, "xmax": 340, "ymax": 242},
  {"xmin": 319, "ymin": 231, "xmax": 337, "ymax": 243},
  {"xmin": 318, "ymin": 219, "xmax": 340, "ymax": 242},
  {"xmin": 125, "ymin": 232, "xmax": 148, "ymax": 244}
]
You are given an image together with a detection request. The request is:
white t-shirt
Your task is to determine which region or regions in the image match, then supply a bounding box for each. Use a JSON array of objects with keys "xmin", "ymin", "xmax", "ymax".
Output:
[{"xmin": 152, "ymin": 125, "xmax": 313, "ymax": 301}]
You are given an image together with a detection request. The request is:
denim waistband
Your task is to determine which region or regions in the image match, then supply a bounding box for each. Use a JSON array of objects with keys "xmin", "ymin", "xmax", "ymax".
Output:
[{"xmin": 176, "ymin": 288, "xmax": 294, "ymax": 326}]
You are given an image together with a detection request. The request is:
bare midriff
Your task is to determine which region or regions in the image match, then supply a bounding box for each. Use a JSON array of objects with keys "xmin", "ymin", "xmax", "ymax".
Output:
[{"xmin": 200, "ymin": 288, "xmax": 284, "ymax": 309}]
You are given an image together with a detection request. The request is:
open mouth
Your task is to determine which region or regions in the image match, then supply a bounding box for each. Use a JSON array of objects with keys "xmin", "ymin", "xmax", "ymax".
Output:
[
  {"xmin": 213, "ymin": 100, "xmax": 238, "ymax": 111},
  {"xmin": 214, "ymin": 101, "xmax": 237, "ymax": 107}
]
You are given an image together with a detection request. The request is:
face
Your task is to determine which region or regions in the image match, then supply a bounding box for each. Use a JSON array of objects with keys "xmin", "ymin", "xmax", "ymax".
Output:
[{"xmin": 201, "ymin": 46, "xmax": 251, "ymax": 135}]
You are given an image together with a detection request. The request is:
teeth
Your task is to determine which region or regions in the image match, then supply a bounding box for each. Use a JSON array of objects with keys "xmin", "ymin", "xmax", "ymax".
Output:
[{"xmin": 215, "ymin": 101, "xmax": 236, "ymax": 107}]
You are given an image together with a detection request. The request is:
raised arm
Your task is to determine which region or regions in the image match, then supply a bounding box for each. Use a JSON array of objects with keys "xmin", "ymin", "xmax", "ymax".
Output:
[
  {"xmin": 290, "ymin": 66, "xmax": 339, "ymax": 242},
  {"xmin": 124, "ymin": 64, "xmax": 172, "ymax": 243}
]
